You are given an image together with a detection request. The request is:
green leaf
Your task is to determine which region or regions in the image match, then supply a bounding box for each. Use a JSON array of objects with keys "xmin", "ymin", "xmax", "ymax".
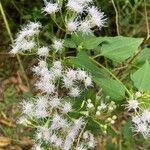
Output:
[
  {"xmin": 93, "ymin": 77, "xmax": 125, "ymax": 101},
  {"xmin": 101, "ymin": 36, "xmax": 143, "ymax": 62},
  {"xmin": 64, "ymin": 38, "xmax": 76, "ymax": 48},
  {"xmin": 134, "ymin": 48, "xmax": 150, "ymax": 64},
  {"xmin": 82, "ymin": 37, "xmax": 105, "ymax": 50},
  {"xmin": 67, "ymin": 51, "xmax": 106, "ymax": 78},
  {"xmin": 131, "ymin": 61, "xmax": 150, "ymax": 91}
]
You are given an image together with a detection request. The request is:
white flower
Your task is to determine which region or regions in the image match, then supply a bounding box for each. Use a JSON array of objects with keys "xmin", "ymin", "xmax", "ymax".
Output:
[
  {"xmin": 20, "ymin": 40, "xmax": 35, "ymax": 51},
  {"xmin": 65, "ymin": 69, "xmax": 77, "ymax": 80},
  {"xmin": 63, "ymin": 77, "xmax": 74, "ymax": 89},
  {"xmin": 78, "ymin": 20, "xmax": 92, "ymax": 34},
  {"xmin": 34, "ymin": 107, "xmax": 49, "ymax": 119},
  {"xmin": 36, "ymin": 127, "xmax": 51, "ymax": 141},
  {"xmin": 84, "ymin": 76, "xmax": 92, "ymax": 87},
  {"xmin": 38, "ymin": 46, "xmax": 49, "ymax": 57},
  {"xmin": 51, "ymin": 67, "xmax": 62, "ymax": 78},
  {"xmin": 66, "ymin": 0, "xmax": 84, "ymax": 13},
  {"xmin": 50, "ymin": 134, "xmax": 57, "ymax": 143},
  {"xmin": 88, "ymin": 6, "xmax": 105, "ymax": 28},
  {"xmin": 49, "ymin": 97, "xmax": 61, "ymax": 108},
  {"xmin": 53, "ymin": 61, "xmax": 62, "ymax": 69},
  {"xmin": 42, "ymin": 2, "xmax": 60, "ymax": 15},
  {"xmin": 141, "ymin": 109, "xmax": 150, "ymax": 123},
  {"xmin": 67, "ymin": 20, "xmax": 78, "ymax": 32},
  {"xmin": 21, "ymin": 100, "xmax": 34, "ymax": 116},
  {"xmin": 55, "ymin": 137, "xmax": 63, "ymax": 147},
  {"xmin": 32, "ymin": 144, "xmax": 42, "ymax": 150},
  {"xmin": 125, "ymin": 99, "xmax": 139, "ymax": 111},
  {"xmin": 52, "ymin": 39, "xmax": 64, "ymax": 52},
  {"xmin": 51, "ymin": 114, "xmax": 68, "ymax": 129},
  {"xmin": 132, "ymin": 115, "xmax": 141, "ymax": 124},
  {"xmin": 35, "ymin": 81, "xmax": 55, "ymax": 94},
  {"xmin": 63, "ymin": 117, "xmax": 85, "ymax": 150},
  {"xmin": 62, "ymin": 102, "xmax": 72, "ymax": 113},
  {"xmin": 28, "ymin": 21, "xmax": 42, "ymax": 30},
  {"xmin": 76, "ymin": 0, "xmax": 93, "ymax": 4},
  {"xmin": 133, "ymin": 122, "xmax": 150, "ymax": 138},
  {"xmin": 36, "ymin": 96, "xmax": 48, "ymax": 109},
  {"xmin": 69, "ymin": 87, "xmax": 80, "ymax": 97},
  {"xmin": 77, "ymin": 70, "xmax": 87, "ymax": 80}
]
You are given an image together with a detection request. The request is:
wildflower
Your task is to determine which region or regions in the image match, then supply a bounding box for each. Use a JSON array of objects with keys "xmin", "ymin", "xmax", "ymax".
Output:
[
  {"xmin": 52, "ymin": 39, "xmax": 64, "ymax": 52},
  {"xmin": 66, "ymin": 0, "xmax": 85, "ymax": 13},
  {"xmin": 35, "ymin": 81, "xmax": 55, "ymax": 94},
  {"xmin": 77, "ymin": 70, "xmax": 88, "ymax": 80},
  {"xmin": 65, "ymin": 69, "xmax": 77, "ymax": 80},
  {"xmin": 21, "ymin": 100, "xmax": 34, "ymax": 116},
  {"xmin": 78, "ymin": 20, "xmax": 92, "ymax": 34},
  {"xmin": 132, "ymin": 115, "xmax": 141, "ymax": 124},
  {"xmin": 49, "ymin": 96, "xmax": 61, "ymax": 108},
  {"xmin": 32, "ymin": 144, "xmax": 42, "ymax": 150},
  {"xmin": 84, "ymin": 76, "xmax": 92, "ymax": 87},
  {"xmin": 42, "ymin": 2, "xmax": 60, "ymax": 15},
  {"xmin": 125, "ymin": 99, "xmax": 139, "ymax": 111},
  {"xmin": 63, "ymin": 117, "xmax": 85, "ymax": 150},
  {"xmin": 53, "ymin": 61, "xmax": 62, "ymax": 69},
  {"xmin": 28, "ymin": 21, "xmax": 42, "ymax": 30},
  {"xmin": 69, "ymin": 87, "xmax": 80, "ymax": 97},
  {"xmin": 38, "ymin": 46, "xmax": 49, "ymax": 57},
  {"xmin": 63, "ymin": 77, "xmax": 74, "ymax": 89},
  {"xmin": 62, "ymin": 102, "xmax": 72, "ymax": 113},
  {"xmin": 141, "ymin": 109, "xmax": 150, "ymax": 123},
  {"xmin": 88, "ymin": 6, "xmax": 105, "ymax": 28},
  {"xmin": 67, "ymin": 20, "xmax": 78, "ymax": 32},
  {"xmin": 133, "ymin": 122, "xmax": 150, "ymax": 138}
]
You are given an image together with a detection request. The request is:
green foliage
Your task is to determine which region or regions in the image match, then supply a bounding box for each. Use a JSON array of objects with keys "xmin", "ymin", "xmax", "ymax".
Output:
[
  {"xmin": 131, "ymin": 61, "xmax": 150, "ymax": 91},
  {"xmin": 100, "ymin": 36, "xmax": 143, "ymax": 63},
  {"xmin": 93, "ymin": 77, "xmax": 125, "ymax": 101},
  {"xmin": 68, "ymin": 51, "xmax": 106, "ymax": 78}
]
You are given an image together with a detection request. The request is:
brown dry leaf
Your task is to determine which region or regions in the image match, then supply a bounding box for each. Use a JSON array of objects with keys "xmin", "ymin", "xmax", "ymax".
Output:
[
  {"xmin": 0, "ymin": 112, "xmax": 16, "ymax": 128},
  {"xmin": 18, "ymin": 84, "xmax": 29, "ymax": 93},
  {"xmin": 20, "ymin": 136, "xmax": 34, "ymax": 147},
  {"xmin": 0, "ymin": 118, "xmax": 16, "ymax": 128},
  {"xmin": 8, "ymin": 145, "xmax": 22, "ymax": 150},
  {"xmin": 0, "ymin": 137, "xmax": 11, "ymax": 147}
]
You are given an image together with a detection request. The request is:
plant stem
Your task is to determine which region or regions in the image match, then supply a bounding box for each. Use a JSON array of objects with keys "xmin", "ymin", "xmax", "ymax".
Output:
[{"xmin": 0, "ymin": 2, "xmax": 30, "ymax": 90}]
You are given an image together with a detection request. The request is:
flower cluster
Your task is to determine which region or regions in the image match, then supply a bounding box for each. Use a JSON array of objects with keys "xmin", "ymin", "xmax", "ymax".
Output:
[
  {"xmin": 18, "ymin": 59, "xmax": 94, "ymax": 149},
  {"xmin": 43, "ymin": 0, "xmax": 106, "ymax": 34},
  {"xmin": 11, "ymin": 22, "xmax": 41, "ymax": 54},
  {"xmin": 11, "ymin": 0, "xmax": 107, "ymax": 149},
  {"xmin": 125, "ymin": 92, "xmax": 150, "ymax": 138}
]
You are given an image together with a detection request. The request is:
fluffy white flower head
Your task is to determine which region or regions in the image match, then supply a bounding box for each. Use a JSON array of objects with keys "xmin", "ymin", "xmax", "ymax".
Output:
[
  {"xmin": 79, "ymin": 20, "xmax": 92, "ymax": 34},
  {"xmin": 67, "ymin": 0, "xmax": 84, "ymax": 13},
  {"xmin": 52, "ymin": 39, "xmax": 64, "ymax": 52},
  {"xmin": 43, "ymin": 2, "xmax": 60, "ymax": 14},
  {"xmin": 69, "ymin": 87, "xmax": 80, "ymax": 97},
  {"xmin": 67, "ymin": 21, "xmax": 78, "ymax": 32},
  {"xmin": 38, "ymin": 46, "xmax": 49, "ymax": 57},
  {"xmin": 125, "ymin": 99, "xmax": 139, "ymax": 111}
]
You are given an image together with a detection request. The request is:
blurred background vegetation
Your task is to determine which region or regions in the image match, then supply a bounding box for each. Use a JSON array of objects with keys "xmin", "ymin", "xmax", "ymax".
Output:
[{"xmin": 0, "ymin": 0, "xmax": 150, "ymax": 149}]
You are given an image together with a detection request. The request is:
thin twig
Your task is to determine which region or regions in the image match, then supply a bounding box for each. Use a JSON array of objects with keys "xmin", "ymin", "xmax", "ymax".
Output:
[
  {"xmin": 144, "ymin": 0, "xmax": 150, "ymax": 40},
  {"xmin": 0, "ymin": 2, "xmax": 30, "ymax": 90},
  {"xmin": 111, "ymin": 0, "xmax": 120, "ymax": 35},
  {"xmin": 76, "ymin": 122, "xmax": 88, "ymax": 149}
]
